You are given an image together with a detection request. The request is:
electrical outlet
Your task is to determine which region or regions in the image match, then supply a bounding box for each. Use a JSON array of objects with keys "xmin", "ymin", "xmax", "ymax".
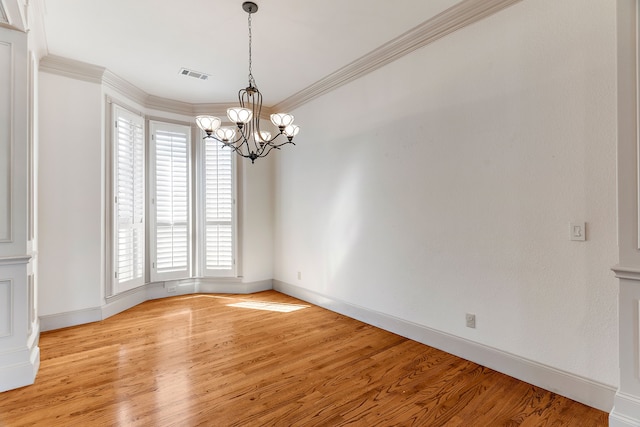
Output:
[
  {"xmin": 466, "ymin": 313, "xmax": 476, "ymax": 329},
  {"xmin": 167, "ymin": 286, "xmax": 177, "ymax": 293},
  {"xmin": 297, "ymin": 271, "xmax": 302, "ymax": 280}
]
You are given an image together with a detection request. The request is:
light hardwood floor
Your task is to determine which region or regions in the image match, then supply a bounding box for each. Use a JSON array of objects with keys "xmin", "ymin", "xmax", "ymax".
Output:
[{"xmin": 0, "ymin": 291, "xmax": 607, "ymax": 426}]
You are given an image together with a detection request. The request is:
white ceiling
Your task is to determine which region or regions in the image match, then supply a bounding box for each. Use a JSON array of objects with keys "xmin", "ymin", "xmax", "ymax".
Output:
[{"xmin": 40, "ymin": 0, "xmax": 462, "ymax": 106}]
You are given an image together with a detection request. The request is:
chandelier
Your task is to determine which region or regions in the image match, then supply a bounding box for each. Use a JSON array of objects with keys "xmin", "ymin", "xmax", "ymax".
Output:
[{"xmin": 195, "ymin": 1, "xmax": 300, "ymax": 164}]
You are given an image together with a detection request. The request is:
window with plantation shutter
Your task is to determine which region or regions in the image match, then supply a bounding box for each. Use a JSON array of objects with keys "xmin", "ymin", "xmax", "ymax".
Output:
[
  {"xmin": 113, "ymin": 106, "xmax": 145, "ymax": 294},
  {"xmin": 150, "ymin": 122, "xmax": 191, "ymax": 281},
  {"xmin": 202, "ymin": 136, "xmax": 236, "ymax": 277}
]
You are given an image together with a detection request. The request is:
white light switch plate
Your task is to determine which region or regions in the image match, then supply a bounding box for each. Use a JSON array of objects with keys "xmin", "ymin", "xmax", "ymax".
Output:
[{"xmin": 570, "ymin": 221, "xmax": 586, "ymax": 241}]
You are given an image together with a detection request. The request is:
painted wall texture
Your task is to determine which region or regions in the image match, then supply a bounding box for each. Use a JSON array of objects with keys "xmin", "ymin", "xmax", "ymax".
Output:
[
  {"xmin": 274, "ymin": 0, "xmax": 619, "ymax": 387},
  {"xmin": 38, "ymin": 73, "xmax": 104, "ymax": 316}
]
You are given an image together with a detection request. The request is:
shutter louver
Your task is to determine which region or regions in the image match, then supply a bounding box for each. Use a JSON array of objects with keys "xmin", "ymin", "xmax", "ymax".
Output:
[
  {"xmin": 151, "ymin": 124, "xmax": 191, "ymax": 281},
  {"xmin": 114, "ymin": 108, "xmax": 145, "ymax": 293},
  {"xmin": 204, "ymin": 138, "xmax": 234, "ymax": 273}
]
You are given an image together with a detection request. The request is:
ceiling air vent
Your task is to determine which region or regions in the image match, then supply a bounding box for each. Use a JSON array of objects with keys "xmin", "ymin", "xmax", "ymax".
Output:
[{"xmin": 179, "ymin": 68, "xmax": 210, "ymax": 81}]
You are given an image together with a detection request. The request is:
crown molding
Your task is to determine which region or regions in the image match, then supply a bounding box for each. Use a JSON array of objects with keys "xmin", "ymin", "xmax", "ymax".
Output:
[
  {"xmin": 39, "ymin": 54, "xmax": 105, "ymax": 84},
  {"xmin": 38, "ymin": 54, "xmax": 275, "ymax": 120},
  {"xmin": 273, "ymin": 0, "xmax": 522, "ymax": 113},
  {"xmin": 146, "ymin": 94, "xmax": 195, "ymax": 116},
  {"xmin": 38, "ymin": 0, "xmax": 521, "ymax": 117},
  {"xmin": 0, "ymin": 2, "xmax": 9, "ymax": 25},
  {"xmin": 102, "ymin": 69, "xmax": 148, "ymax": 107},
  {"xmin": 0, "ymin": 0, "xmax": 26, "ymax": 31},
  {"xmin": 192, "ymin": 103, "xmax": 233, "ymax": 117}
]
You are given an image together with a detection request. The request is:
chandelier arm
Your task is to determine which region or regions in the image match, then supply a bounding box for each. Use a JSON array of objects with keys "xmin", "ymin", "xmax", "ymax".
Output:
[
  {"xmin": 255, "ymin": 143, "xmax": 278, "ymax": 158},
  {"xmin": 204, "ymin": 135, "xmax": 243, "ymax": 152},
  {"xmin": 269, "ymin": 137, "xmax": 295, "ymax": 148},
  {"xmin": 253, "ymin": 89, "xmax": 263, "ymax": 132},
  {"xmin": 235, "ymin": 122, "xmax": 250, "ymax": 142},
  {"xmin": 203, "ymin": 136, "xmax": 254, "ymax": 163},
  {"xmin": 263, "ymin": 133, "xmax": 288, "ymax": 144},
  {"xmin": 195, "ymin": 2, "xmax": 299, "ymax": 164},
  {"xmin": 237, "ymin": 87, "xmax": 263, "ymax": 155},
  {"xmin": 269, "ymin": 133, "xmax": 295, "ymax": 147},
  {"xmin": 236, "ymin": 137, "xmax": 253, "ymax": 154},
  {"xmin": 219, "ymin": 137, "xmax": 257, "ymax": 161}
]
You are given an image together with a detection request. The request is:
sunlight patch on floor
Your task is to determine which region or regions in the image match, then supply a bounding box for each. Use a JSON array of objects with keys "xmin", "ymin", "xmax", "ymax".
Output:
[{"xmin": 227, "ymin": 301, "xmax": 309, "ymax": 313}]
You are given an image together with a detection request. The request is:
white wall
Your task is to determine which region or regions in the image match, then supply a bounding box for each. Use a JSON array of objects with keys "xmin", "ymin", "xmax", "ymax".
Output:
[
  {"xmin": 274, "ymin": 0, "xmax": 618, "ymax": 388},
  {"xmin": 38, "ymin": 73, "xmax": 104, "ymax": 316},
  {"xmin": 240, "ymin": 154, "xmax": 274, "ymax": 282}
]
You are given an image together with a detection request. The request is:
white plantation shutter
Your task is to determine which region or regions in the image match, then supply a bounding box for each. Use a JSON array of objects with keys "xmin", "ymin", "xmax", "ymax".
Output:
[
  {"xmin": 114, "ymin": 106, "xmax": 145, "ymax": 294},
  {"xmin": 150, "ymin": 122, "xmax": 191, "ymax": 281},
  {"xmin": 203, "ymin": 137, "xmax": 235, "ymax": 276}
]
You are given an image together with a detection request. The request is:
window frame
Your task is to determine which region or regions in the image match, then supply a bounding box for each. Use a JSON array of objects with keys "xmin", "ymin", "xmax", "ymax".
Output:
[
  {"xmin": 111, "ymin": 104, "xmax": 146, "ymax": 295},
  {"xmin": 148, "ymin": 120, "xmax": 192, "ymax": 282},
  {"xmin": 197, "ymin": 129, "xmax": 238, "ymax": 278}
]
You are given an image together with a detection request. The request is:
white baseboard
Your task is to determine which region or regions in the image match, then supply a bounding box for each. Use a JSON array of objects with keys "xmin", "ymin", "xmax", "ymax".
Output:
[
  {"xmin": 102, "ymin": 284, "xmax": 150, "ymax": 319},
  {"xmin": 40, "ymin": 279, "xmax": 274, "ymax": 332},
  {"xmin": 40, "ymin": 307, "xmax": 102, "ymax": 332},
  {"xmin": 0, "ymin": 340, "xmax": 40, "ymax": 392},
  {"xmin": 273, "ymin": 280, "xmax": 616, "ymax": 413},
  {"xmin": 610, "ymin": 393, "xmax": 640, "ymax": 427},
  {"xmin": 198, "ymin": 278, "xmax": 273, "ymax": 294}
]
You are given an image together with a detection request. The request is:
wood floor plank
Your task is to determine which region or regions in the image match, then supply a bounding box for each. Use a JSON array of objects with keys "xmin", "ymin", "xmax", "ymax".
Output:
[{"xmin": 0, "ymin": 291, "xmax": 607, "ymax": 426}]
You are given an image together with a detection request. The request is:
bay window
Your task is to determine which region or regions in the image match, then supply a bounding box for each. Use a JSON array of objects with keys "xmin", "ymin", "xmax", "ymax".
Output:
[{"xmin": 110, "ymin": 104, "xmax": 237, "ymax": 296}]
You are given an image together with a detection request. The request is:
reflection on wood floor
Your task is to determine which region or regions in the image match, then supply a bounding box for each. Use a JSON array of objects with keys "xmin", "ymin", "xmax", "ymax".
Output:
[{"xmin": 0, "ymin": 291, "xmax": 607, "ymax": 426}]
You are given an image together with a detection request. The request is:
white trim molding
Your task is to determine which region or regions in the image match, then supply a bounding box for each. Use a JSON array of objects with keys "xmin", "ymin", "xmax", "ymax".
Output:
[
  {"xmin": 0, "ymin": 255, "xmax": 31, "ymax": 266},
  {"xmin": 39, "ymin": 54, "xmax": 105, "ymax": 84},
  {"xmin": 273, "ymin": 0, "xmax": 523, "ymax": 113},
  {"xmin": 612, "ymin": 266, "xmax": 640, "ymax": 427},
  {"xmin": 0, "ymin": 0, "xmax": 26, "ymax": 32},
  {"xmin": 197, "ymin": 278, "xmax": 272, "ymax": 294},
  {"xmin": 0, "ymin": 279, "xmax": 13, "ymax": 338},
  {"xmin": 38, "ymin": 0, "xmax": 522, "ymax": 119},
  {"xmin": 39, "ymin": 55, "xmax": 275, "ymax": 120},
  {"xmin": 0, "ymin": 38, "xmax": 14, "ymax": 243},
  {"xmin": 39, "ymin": 306, "xmax": 102, "ymax": 332},
  {"xmin": 0, "ymin": 2, "xmax": 8, "ymax": 25},
  {"xmin": 613, "ymin": 0, "xmax": 640, "ymax": 424},
  {"xmin": 613, "ymin": 264, "xmax": 640, "ymax": 281},
  {"xmin": 40, "ymin": 278, "xmax": 275, "ymax": 332},
  {"xmin": 273, "ymin": 280, "xmax": 616, "ymax": 413},
  {"xmin": 611, "ymin": 393, "xmax": 640, "ymax": 427},
  {"xmin": 102, "ymin": 69, "xmax": 147, "ymax": 107},
  {"xmin": 0, "ymin": 338, "xmax": 39, "ymax": 393}
]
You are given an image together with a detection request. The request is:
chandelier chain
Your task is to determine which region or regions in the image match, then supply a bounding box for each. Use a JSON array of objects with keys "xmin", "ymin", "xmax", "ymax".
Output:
[{"xmin": 248, "ymin": 11, "xmax": 256, "ymax": 88}]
